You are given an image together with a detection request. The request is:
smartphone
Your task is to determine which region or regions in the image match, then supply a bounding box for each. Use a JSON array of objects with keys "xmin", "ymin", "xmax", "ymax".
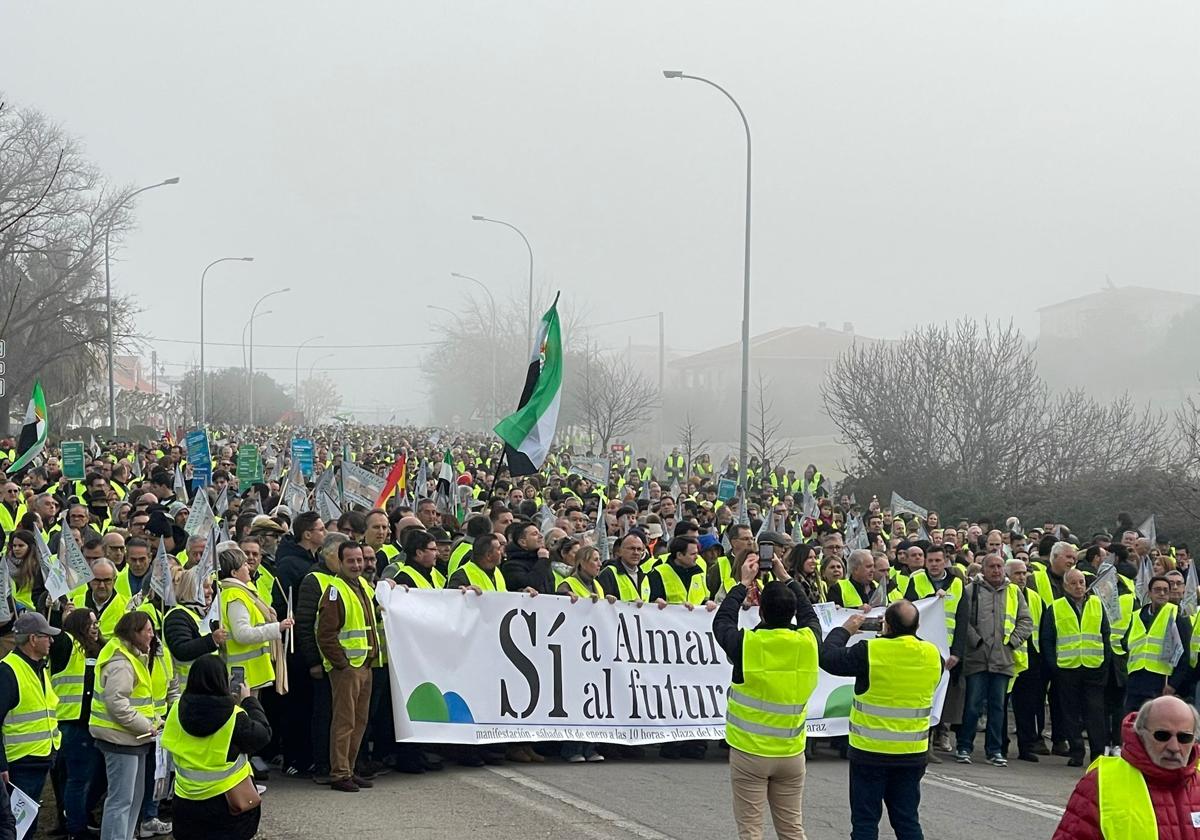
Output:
[
  {"xmin": 229, "ymin": 666, "xmax": 245, "ymax": 696},
  {"xmin": 758, "ymin": 542, "xmax": 774, "ymax": 574},
  {"xmin": 861, "ymin": 617, "xmax": 883, "ymax": 633},
  {"xmin": 209, "ymin": 619, "xmax": 220, "ymax": 633}
]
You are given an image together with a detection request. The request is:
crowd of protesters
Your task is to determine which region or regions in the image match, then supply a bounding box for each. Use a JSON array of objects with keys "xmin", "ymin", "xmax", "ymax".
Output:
[{"xmin": 0, "ymin": 425, "xmax": 1195, "ymax": 839}]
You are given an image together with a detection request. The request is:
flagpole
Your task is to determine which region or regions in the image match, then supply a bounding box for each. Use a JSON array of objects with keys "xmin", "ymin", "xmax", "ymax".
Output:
[{"xmin": 486, "ymin": 447, "xmax": 509, "ymax": 504}]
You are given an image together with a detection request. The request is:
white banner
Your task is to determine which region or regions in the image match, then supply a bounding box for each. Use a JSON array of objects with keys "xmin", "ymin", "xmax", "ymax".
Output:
[{"xmin": 379, "ymin": 588, "xmax": 949, "ymax": 745}]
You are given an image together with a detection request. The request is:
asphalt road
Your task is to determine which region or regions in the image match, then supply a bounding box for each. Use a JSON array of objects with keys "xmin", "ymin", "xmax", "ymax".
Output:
[{"xmin": 256, "ymin": 743, "xmax": 1079, "ymax": 839}]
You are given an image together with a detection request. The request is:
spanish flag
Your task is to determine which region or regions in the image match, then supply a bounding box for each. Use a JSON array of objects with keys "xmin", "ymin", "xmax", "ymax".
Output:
[{"xmin": 373, "ymin": 452, "xmax": 407, "ymax": 509}]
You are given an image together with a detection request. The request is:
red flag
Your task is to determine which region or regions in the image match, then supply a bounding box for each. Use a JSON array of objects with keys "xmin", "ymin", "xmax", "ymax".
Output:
[{"xmin": 373, "ymin": 452, "xmax": 407, "ymax": 509}]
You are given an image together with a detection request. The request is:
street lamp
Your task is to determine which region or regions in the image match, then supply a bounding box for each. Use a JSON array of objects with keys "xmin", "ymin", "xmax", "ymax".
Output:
[
  {"xmin": 471, "ymin": 215, "xmax": 534, "ymax": 346},
  {"xmin": 104, "ymin": 177, "xmax": 179, "ymax": 433},
  {"xmin": 294, "ymin": 335, "xmax": 325, "ymax": 412},
  {"xmin": 199, "ymin": 256, "xmax": 254, "ymax": 426},
  {"xmin": 248, "ymin": 287, "xmax": 290, "ymax": 427},
  {"xmin": 450, "ymin": 272, "xmax": 499, "ymax": 427},
  {"xmin": 662, "ymin": 70, "xmax": 752, "ymax": 493}
]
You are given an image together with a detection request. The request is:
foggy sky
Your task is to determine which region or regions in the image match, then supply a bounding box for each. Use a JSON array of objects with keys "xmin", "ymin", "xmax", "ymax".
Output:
[{"xmin": 4, "ymin": 2, "xmax": 1199, "ymax": 424}]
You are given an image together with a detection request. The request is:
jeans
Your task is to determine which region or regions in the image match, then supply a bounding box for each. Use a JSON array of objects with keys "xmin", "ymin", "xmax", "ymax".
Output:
[
  {"xmin": 139, "ymin": 745, "xmax": 158, "ymax": 822},
  {"xmin": 100, "ymin": 748, "xmax": 147, "ymax": 840},
  {"xmin": 6, "ymin": 758, "xmax": 51, "ymax": 839},
  {"xmin": 958, "ymin": 671, "xmax": 1008, "ymax": 757},
  {"xmin": 59, "ymin": 722, "xmax": 101, "ymax": 834},
  {"xmin": 848, "ymin": 761, "xmax": 924, "ymax": 840}
]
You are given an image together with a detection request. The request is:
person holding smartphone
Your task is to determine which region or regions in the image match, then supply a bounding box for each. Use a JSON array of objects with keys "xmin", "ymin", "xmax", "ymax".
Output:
[{"xmin": 713, "ymin": 553, "xmax": 822, "ymax": 840}]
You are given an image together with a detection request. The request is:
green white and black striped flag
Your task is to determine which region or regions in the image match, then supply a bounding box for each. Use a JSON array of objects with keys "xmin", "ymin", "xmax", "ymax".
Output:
[{"xmin": 494, "ymin": 294, "xmax": 563, "ymax": 476}]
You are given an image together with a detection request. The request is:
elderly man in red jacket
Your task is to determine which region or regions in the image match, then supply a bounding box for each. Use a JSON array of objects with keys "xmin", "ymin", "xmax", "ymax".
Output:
[{"xmin": 1054, "ymin": 695, "xmax": 1200, "ymax": 839}]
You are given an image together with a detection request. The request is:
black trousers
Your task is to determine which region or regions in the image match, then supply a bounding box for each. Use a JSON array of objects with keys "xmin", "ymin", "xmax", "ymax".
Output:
[
  {"xmin": 1010, "ymin": 660, "xmax": 1046, "ymax": 755},
  {"xmin": 849, "ymin": 761, "xmax": 925, "ymax": 840},
  {"xmin": 1054, "ymin": 667, "xmax": 1107, "ymax": 761},
  {"xmin": 281, "ymin": 653, "xmax": 314, "ymax": 771}
]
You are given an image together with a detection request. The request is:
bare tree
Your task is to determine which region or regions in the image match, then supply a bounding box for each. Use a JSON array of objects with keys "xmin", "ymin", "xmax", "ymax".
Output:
[
  {"xmin": 0, "ymin": 100, "xmax": 138, "ymax": 428},
  {"xmin": 750, "ymin": 374, "xmax": 794, "ymax": 470},
  {"xmin": 573, "ymin": 351, "xmax": 658, "ymax": 451},
  {"xmin": 299, "ymin": 374, "xmax": 342, "ymax": 425},
  {"xmin": 677, "ymin": 413, "xmax": 709, "ymax": 479}
]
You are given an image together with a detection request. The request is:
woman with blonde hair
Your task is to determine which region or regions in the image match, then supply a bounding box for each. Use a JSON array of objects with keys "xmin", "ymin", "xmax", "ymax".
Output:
[{"xmin": 218, "ymin": 545, "xmax": 293, "ymax": 693}]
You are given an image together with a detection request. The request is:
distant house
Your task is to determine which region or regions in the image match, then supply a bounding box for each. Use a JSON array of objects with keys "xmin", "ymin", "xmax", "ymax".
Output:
[
  {"xmin": 667, "ymin": 322, "xmax": 877, "ymax": 438},
  {"xmin": 114, "ymin": 355, "xmax": 158, "ymax": 395},
  {"xmin": 1037, "ymin": 286, "xmax": 1200, "ymax": 341}
]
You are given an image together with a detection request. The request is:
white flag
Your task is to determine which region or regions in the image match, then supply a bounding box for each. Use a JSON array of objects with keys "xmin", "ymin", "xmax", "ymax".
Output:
[
  {"xmin": 1089, "ymin": 563, "xmax": 1123, "ymax": 623},
  {"xmin": 59, "ymin": 531, "xmax": 94, "ymax": 590},
  {"xmin": 185, "ymin": 489, "xmax": 216, "ymax": 539},
  {"xmin": 149, "ymin": 539, "xmax": 176, "ymax": 607},
  {"xmin": 1134, "ymin": 555, "xmax": 1155, "ymax": 604},
  {"xmin": 0, "ymin": 561, "xmax": 12, "ymax": 623},
  {"xmin": 200, "ymin": 588, "xmax": 221, "ymax": 636},
  {"xmin": 214, "ymin": 486, "xmax": 229, "ymax": 517},
  {"xmin": 173, "ymin": 466, "xmax": 188, "ymax": 502},
  {"xmin": 1138, "ymin": 514, "xmax": 1157, "ymax": 547},
  {"xmin": 890, "ymin": 491, "xmax": 929, "ymax": 521},
  {"xmin": 1183, "ymin": 560, "xmax": 1199, "ymax": 617},
  {"xmin": 37, "ymin": 533, "xmax": 70, "ymax": 602}
]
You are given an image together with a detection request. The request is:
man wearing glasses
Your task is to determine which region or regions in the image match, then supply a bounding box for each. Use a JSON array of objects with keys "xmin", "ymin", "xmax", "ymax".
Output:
[{"xmin": 1054, "ymin": 695, "xmax": 1200, "ymax": 839}]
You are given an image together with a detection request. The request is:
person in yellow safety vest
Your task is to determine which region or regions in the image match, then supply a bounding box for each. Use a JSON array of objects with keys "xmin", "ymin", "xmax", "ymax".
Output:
[
  {"xmin": 695, "ymin": 454, "xmax": 713, "ymax": 478},
  {"xmin": 392, "ymin": 530, "xmax": 446, "ymax": 589},
  {"xmin": 161, "ymin": 655, "xmax": 271, "ymax": 839},
  {"xmin": 664, "ymin": 449, "xmax": 685, "ymax": 485},
  {"xmin": 90, "ymin": 611, "xmax": 173, "ymax": 840},
  {"xmin": 950, "ymin": 553, "xmax": 1032, "ymax": 765},
  {"xmin": 708, "ymin": 523, "xmax": 757, "ymax": 600},
  {"xmin": 316, "ymin": 541, "xmax": 382, "ymax": 792},
  {"xmin": 48, "ymin": 606, "xmax": 104, "ymax": 839},
  {"xmin": 446, "ymin": 514, "xmax": 494, "ymax": 580},
  {"xmin": 830, "ymin": 550, "xmax": 877, "ymax": 608},
  {"xmin": 1054, "ymin": 695, "xmax": 1200, "ymax": 840},
  {"xmin": 904, "ymin": 542, "xmax": 965, "ymax": 757},
  {"xmin": 0, "ymin": 612, "xmax": 62, "ymax": 837},
  {"xmin": 1122, "ymin": 574, "xmax": 1191, "ymax": 714},
  {"xmin": 113, "ymin": 536, "xmax": 154, "ymax": 601},
  {"xmin": 647, "ymin": 536, "xmax": 715, "ymax": 610},
  {"xmin": 714, "ymin": 552, "xmax": 821, "ymax": 839},
  {"xmin": 1041, "ymin": 568, "xmax": 1110, "ymax": 768},
  {"xmin": 801, "ymin": 464, "xmax": 825, "ymax": 499},
  {"xmin": 218, "ymin": 545, "xmax": 294, "ymax": 694},
  {"xmin": 599, "ymin": 532, "xmax": 649, "ymax": 602},
  {"xmin": 556, "ymin": 544, "xmax": 612, "ymax": 602},
  {"xmin": 1030, "ymin": 541, "xmax": 1078, "ymax": 608},
  {"xmin": 634, "ymin": 458, "xmax": 653, "ymax": 486},
  {"xmin": 72, "ymin": 559, "xmax": 129, "ymax": 639},
  {"xmin": 364, "ymin": 509, "xmax": 400, "ymax": 574},
  {"xmin": 870, "ymin": 554, "xmax": 905, "ymax": 603},
  {"xmin": 1005, "ymin": 557, "xmax": 1048, "ymax": 762},
  {"xmin": 164, "ymin": 567, "xmax": 227, "ymax": 683},
  {"xmin": 240, "ymin": 537, "xmax": 280, "ymax": 607},
  {"xmin": 0, "ymin": 480, "xmax": 27, "ymax": 544},
  {"xmin": 820, "ymin": 599, "xmax": 945, "ymax": 840}
]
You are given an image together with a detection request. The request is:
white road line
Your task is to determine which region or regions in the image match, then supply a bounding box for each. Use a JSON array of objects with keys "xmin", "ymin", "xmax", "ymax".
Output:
[
  {"xmin": 925, "ymin": 772, "xmax": 1065, "ymax": 821},
  {"xmin": 480, "ymin": 766, "xmax": 682, "ymax": 840}
]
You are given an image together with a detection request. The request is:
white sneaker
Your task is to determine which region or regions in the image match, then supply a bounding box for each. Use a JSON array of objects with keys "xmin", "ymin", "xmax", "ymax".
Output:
[
  {"xmin": 566, "ymin": 754, "xmax": 586, "ymax": 763},
  {"xmin": 1111, "ymin": 747, "xmax": 1121, "ymax": 758},
  {"xmin": 139, "ymin": 818, "xmax": 173, "ymax": 838},
  {"xmin": 585, "ymin": 753, "xmax": 605, "ymax": 762},
  {"xmin": 256, "ymin": 783, "xmax": 268, "ymax": 795}
]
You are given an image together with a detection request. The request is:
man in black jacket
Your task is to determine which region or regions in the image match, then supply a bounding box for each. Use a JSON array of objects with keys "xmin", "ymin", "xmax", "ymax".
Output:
[
  {"xmin": 501, "ymin": 521, "xmax": 553, "ymax": 594},
  {"xmin": 273, "ymin": 513, "xmax": 329, "ymax": 778}
]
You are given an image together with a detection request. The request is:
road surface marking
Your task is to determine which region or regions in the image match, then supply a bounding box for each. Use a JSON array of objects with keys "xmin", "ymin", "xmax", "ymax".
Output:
[
  {"xmin": 478, "ymin": 766, "xmax": 682, "ymax": 840},
  {"xmin": 926, "ymin": 772, "xmax": 1065, "ymax": 821}
]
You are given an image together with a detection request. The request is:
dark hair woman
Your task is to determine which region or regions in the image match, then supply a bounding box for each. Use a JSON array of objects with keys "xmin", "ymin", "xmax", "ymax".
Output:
[
  {"xmin": 161, "ymin": 656, "xmax": 271, "ymax": 840},
  {"xmin": 49, "ymin": 607, "xmax": 104, "ymax": 838}
]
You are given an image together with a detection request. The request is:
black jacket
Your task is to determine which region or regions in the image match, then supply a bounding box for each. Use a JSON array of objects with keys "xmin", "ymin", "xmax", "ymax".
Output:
[
  {"xmin": 296, "ymin": 559, "xmax": 336, "ymax": 669},
  {"xmin": 713, "ymin": 581, "xmax": 820, "ymax": 683},
  {"xmin": 500, "ymin": 544, "xmax": 554, "ymax": 594},
  {"xmin": 164, "ymin": 605, "xmax": 221, "ymax": 668},
  {"xmin": 175, "ymin": 693, "xmax": 271, "ymax": 761},
  {"xmin": 272, "ymin": 536, "xmax": 317, "ymax": 619}
]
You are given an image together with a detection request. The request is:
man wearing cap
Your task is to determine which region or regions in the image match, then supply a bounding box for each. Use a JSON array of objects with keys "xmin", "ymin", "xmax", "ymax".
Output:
[{"xmin": 0, "ymin": 612, "xmax": 61, "ymax": 837}]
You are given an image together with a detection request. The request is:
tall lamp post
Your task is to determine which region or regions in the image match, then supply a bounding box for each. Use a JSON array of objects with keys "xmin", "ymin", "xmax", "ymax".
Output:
[
  {"xmin": 199, "ymin": 256, "xmax": 254, "ymax": 426},
  {"xmin": 470, "ymin": 215, "xmax": 534, "ymax": 346},
  {"xmin": 294, "ymin": 335, "xmax": 325, "ymax": 416},
  {"xmin": 247, "ymin": 287, "xmax": 290, "ymax": 427},
  {"xmin": 663, "ymin": 70, "xmax": 752, "ymax": 493},
  {"xmin": 104, "ymin": 177, "xmax": 179, "ymax": 433},
  {"xmin": 450, "ymin": 272, "xmax": 498, "ymax": 427}
]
